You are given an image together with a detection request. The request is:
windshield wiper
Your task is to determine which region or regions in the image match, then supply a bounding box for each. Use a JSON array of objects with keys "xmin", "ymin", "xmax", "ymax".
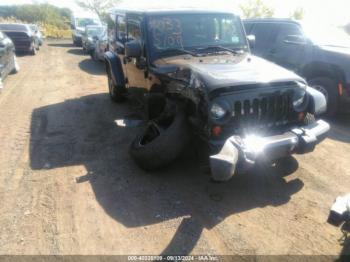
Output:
[
  {"xmin": 195, "ymin": 45, "xmax": 241, "ymax": 55},
  {"xmin": 160, "ymin": 48, "xmax": 200, "ymax": 57}
]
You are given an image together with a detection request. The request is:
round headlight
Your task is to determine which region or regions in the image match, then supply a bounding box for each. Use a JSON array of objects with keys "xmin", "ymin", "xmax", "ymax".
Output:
[{"xmin": 210, "ymin": 103, "xmax": 227, "ymax": 120}]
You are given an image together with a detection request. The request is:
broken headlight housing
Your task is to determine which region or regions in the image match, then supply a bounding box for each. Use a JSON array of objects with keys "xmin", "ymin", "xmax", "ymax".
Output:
[
  {"xmin": 210, "ymin": 102, "xmax": 229, "ymax": 120},
  {"xmin": 293, "ymin": 82, "xmax": 309, "ymax": 112}
]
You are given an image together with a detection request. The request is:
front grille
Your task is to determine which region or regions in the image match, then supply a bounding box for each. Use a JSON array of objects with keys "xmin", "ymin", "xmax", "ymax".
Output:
[{"xmin": 228, "ymin": 92, "xmax": 296, "ymax": 132}]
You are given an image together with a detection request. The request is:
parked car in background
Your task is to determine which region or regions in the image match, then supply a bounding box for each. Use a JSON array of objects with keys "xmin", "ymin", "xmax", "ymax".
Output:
[
  {"xmin": 92, "ymin": 28, "xmax": 108, "ymax": 61},
  {"xmin": 29, "ymin": 24, "xmax": 44, "ymax": 46},
  {"xmin": 71, "ymin": 14, "xmax": 102, "ymax": 47},
  {"xmin": 0, "ymin": 23, "xmax": 40, "ymax": 55},
  {"xmin": 0, "ymin": 31, "xmax": 19, "ymax": 89},
  {"xmin": 81, "ymin": 25, "xmax": 106, "ymax": 56},
  {"xmin": 243, "ymin": 19, "xmax": 350, "ymax": 115},
  {"xmin": 104, "ymin": 8, "xmax": 329, "ymax": 181}
]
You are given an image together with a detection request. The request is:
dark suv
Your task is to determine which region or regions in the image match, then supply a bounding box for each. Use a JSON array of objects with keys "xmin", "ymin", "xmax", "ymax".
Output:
[
  {"xmin": 0, "ymin": 23, "xmax": 40, "ymax": 55},
  {"xmin": 243, "ymin": 18, "xmax": 350, "ymax": 115},
  {"xmin": 104, "ymin": 9, "xmax": 329, "ymax": 181}
]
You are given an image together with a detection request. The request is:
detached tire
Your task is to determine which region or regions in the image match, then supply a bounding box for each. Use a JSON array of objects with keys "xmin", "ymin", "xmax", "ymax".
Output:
[
  {"xmin": 130, "ymin": 111, "xmax": 190, "ymax": 171},
  {"xmin": 309, "ymin": 77, "xmax": 338, "ymax": 116}
]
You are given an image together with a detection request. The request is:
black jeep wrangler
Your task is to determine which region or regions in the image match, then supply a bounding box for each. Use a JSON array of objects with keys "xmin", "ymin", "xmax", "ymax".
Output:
[{"xmin": 104, "ymin": 9, "xmax": 330, "ymax": 181}]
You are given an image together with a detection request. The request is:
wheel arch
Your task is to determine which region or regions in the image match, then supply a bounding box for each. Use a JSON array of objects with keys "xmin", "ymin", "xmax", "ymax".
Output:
[{"xmin": 104, "ymin": 51, "xmax": 126, "ymax": 88}]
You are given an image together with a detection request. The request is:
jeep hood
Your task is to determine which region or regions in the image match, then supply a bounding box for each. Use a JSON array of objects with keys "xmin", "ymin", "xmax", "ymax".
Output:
[{"xmin": 154, "ymin": 53, "xmax": 305, "ymax": 92}]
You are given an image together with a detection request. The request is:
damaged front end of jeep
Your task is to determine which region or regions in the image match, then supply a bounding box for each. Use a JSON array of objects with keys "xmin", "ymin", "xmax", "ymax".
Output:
[{"xmin": 152, "ymin": 64, "xmax": 330, "ymax": 182}]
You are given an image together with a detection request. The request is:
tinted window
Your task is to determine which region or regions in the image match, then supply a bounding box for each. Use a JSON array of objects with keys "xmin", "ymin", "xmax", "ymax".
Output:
[
  {"xmin": 276, "ymin": 23, "xmax": 303, "ymax": 44},
  {"xmin": 244, "ymin": 22, "xmax": 254, "ymax": 34},
  {"xmin": 250, "ymin": 23, "xmax": 279, "ymax": 54},
  {"xmin": 116, "ymin": 15, "xmax": 126, "ymax": 42}
]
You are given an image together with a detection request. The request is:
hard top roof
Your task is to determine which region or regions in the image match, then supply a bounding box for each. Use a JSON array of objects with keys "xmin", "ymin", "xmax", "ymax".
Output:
[
  {"xmin": 0, "ymin": 23, "xmax": 30, "ymax": 31},
  {"xmin": 243, "ymin": 18, "xmax": 301, "ymax": 25},
  {"xmin": 110, "ymin": 7, "xmax": 236, "ymax": 16}
]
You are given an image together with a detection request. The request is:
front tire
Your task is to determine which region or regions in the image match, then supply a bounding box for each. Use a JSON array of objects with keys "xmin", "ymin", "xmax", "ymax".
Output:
[
  {"xmin": 107, "ymin": 74, "xmax": 125, "ymax": 102},
  {"xmin": 309, "ymin": 77, "xmax": 338, "ymax": 116},
  {"xmin": 130, "ymin": 110, "xmax": 190, "ymax": 171}
]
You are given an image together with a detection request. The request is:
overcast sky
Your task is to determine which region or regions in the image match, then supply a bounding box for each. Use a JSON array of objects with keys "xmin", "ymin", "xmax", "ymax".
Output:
[{"xmin": 0, "ymin": 0, "xmax": 349, "ymax": 26}]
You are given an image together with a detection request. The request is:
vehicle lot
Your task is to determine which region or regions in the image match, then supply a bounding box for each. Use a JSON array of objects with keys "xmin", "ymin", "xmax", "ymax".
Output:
[{"xmin": 0, "ymin": 40, "xmax": 349, "ymax": 256}]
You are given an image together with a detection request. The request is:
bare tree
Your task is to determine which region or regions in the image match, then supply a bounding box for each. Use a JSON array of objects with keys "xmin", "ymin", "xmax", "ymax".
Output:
[
  {"xmin": 290, "ymin": 7, "xmax": 305, "ymax": 20},
  {"xmin": 75, "ymin": 0, "xmax": 120, "ymax": 19},
  {"xmin": 239, "ymin": 0, "xmax": 274, "ymax": 19}
]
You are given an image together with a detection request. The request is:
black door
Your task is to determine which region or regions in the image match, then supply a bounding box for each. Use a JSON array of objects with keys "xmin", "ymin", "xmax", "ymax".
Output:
[
  {"xmin": 124, "ymin": 14, "xmax": 147, "ymax": 89},
  {"xmin": 267, "ymin": 23, "xmax": 307, "ymax": 71}
]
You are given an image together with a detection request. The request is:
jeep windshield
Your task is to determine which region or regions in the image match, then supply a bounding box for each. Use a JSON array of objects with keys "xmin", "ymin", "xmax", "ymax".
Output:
[{"xmin": 147, "ymin": 13, "xmax": 248, "ymax": 59}]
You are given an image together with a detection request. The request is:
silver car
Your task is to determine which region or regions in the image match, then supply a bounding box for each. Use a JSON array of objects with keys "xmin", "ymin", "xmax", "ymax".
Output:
[
  {"xmin": 92, "ymin": 29, "xmax": 108, "ymax": 61},
  {"xmin": 82, "ymin": 25, "xmax": 105, "ymax": 55}
]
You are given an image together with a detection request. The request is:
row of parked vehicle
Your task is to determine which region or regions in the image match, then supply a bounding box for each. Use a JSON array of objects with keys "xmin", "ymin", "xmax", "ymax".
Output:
[
  {"xmin": 75, "ymin": 13, "xmax": 350, "ymax": 117},
  {"xmin": 0, "ymin": 23, "xmax": 44, "ymax": 89},
  {"xmin": 73, "ymin": 24, "xmax": 108, "ymax": 62},
  {"xmin": 77, "ymin": 8, "xmax": 334, "ymax": 181}
]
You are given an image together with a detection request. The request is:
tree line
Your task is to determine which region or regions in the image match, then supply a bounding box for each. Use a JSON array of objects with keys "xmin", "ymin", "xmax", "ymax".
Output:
[{"xmin": 0, "ymin": 3, "xmax": 72, "ymax": 29}]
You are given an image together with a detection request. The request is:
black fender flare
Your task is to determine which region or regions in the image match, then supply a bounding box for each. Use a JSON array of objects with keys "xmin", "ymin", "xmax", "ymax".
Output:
[{"xmin": 104, "ymin": 51, "xmax": 126, "ymax": 88}]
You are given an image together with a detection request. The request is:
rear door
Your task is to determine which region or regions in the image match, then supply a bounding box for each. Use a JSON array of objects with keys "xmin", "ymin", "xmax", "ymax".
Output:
[
  {"xmin": 268, "ymin": 23, "xmax": 307, "ymax": 71},
  {"xmin": 124, "ymin": 13, "xmax": 148, "ymax": 88}
]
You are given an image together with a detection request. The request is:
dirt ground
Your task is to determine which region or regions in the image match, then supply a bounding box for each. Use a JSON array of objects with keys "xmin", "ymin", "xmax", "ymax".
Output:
[{"xmin": 0, "ymin": 40, "xmax": 349, "ymax": 256}]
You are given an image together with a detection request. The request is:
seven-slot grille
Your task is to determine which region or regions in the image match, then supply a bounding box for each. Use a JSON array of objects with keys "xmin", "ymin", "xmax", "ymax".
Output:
[{"xmin": 230, "ymin": 92, "xmax": 295, "ymax": 129}]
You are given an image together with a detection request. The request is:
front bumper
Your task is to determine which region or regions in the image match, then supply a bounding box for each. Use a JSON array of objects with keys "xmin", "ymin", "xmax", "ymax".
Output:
[{"xmin": 209, "ymin": 120, "xmax": 330, "ymax": 181}]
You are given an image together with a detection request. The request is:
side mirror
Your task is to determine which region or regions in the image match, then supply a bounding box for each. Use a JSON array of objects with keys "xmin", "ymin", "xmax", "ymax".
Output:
[
  {"xmin": 70, "ymin": 24, "xmax": 76, "ymax": 30},
  {"xmin": 283, "ymin": 35, "xmax": 306, "ymax": 45},
  {"xmin": 247, "ymin": 35, "xmax": 256, "ymax": 49},
  {"xmin": 125, "ymin": 40, "xmax": 142, "ymax": 58}
]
